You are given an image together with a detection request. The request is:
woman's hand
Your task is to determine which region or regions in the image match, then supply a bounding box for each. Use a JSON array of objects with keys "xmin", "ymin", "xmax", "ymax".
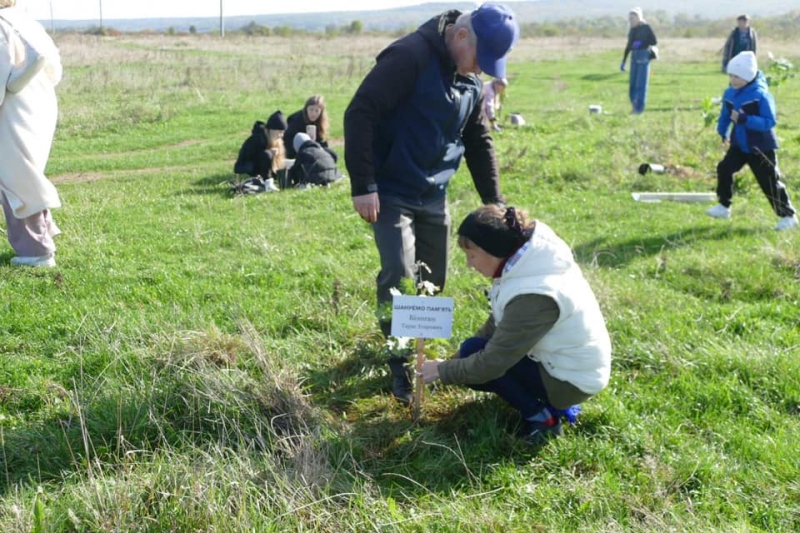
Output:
[{"xmin": 420, "ymin": 360, "xmax": 442, "ymax": 384}]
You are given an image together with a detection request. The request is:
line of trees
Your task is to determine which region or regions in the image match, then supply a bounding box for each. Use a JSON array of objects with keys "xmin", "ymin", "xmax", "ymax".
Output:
[
  {"xmin": 74, "ymin": 9, "xmax": 800, "ymax": 41},
  {"xmin": 238, "ymin": 19, "xmax": 364, "ymax": 37}
]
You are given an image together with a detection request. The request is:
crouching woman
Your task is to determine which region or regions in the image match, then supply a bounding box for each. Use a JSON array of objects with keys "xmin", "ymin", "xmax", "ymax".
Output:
[{"xmin": 421, "ymin": 205, "xmax": 611, "ymax": 443}]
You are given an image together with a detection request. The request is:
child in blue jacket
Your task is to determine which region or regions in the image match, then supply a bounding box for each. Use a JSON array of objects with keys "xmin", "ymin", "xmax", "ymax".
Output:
[{"xmin": 706, "ymin": 51, "xmax": 797, "ymax": 230}]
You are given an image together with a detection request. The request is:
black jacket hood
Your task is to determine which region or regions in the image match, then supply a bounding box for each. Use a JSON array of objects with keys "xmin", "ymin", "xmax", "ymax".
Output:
[{"xmin": 416, "ymin": 10, "xmax": 461, "ymax": 76}]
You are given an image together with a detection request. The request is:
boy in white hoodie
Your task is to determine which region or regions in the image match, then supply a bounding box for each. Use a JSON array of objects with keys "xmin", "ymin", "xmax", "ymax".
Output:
[{"xmin": 420, "ymin": 205, "xmax": 611, "ymax": 443}]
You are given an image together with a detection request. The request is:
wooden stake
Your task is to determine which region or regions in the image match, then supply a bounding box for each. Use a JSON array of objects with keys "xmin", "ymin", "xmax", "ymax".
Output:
[{"xmin": 413, "ymin": 337, "xmax": 425, "ymax": 420}]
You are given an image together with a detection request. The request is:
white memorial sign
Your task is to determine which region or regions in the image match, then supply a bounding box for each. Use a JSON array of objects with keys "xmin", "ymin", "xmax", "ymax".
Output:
[{"xmin": 390, "ymin": 295, "xmax": 454, "ymax": 339}]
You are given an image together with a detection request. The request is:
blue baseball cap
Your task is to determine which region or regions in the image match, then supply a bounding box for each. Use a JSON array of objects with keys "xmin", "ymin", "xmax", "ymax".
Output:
[{"xmin": 471, "ymin": 2, "xmax": 520, "ymax": 79}]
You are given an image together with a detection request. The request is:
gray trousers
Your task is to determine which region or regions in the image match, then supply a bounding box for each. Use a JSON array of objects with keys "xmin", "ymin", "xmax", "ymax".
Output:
[
  {"xmin": 373, "ymin": 194, "xmax": 450, "ymax": 337},
  {"xmin": 2, "ymin": 193, "xmax": 60, "ymax": 257}
]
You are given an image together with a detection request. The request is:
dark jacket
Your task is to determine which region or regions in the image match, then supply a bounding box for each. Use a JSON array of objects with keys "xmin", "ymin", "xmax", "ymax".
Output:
[
  {"xmin": 233, "ymin": 121, "xmax": 276, "ymax": 178},
  {"xmin": 288, "ymin": 139, "xmax": 342, "ymax": 186},
  {"xmin": 622, "ymin": 23, "xmax": 657, "ymax": 63},
  {"xmin": 717, "ymin": 71, "xmax": 778, "ymax": 154},
  {"xmin": 722, "ymin": 27, "xmax": 758, "ymax": 70},
  {"xmin": 284, "ymin": 109, "xmax": 330, "ymax": 159},
  {"xmin": 343, "ymin": 10, "xmax": 502, "ymax": 205}
]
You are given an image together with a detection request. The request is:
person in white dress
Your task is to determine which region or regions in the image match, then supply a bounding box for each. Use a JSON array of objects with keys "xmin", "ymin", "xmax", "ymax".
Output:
[
  {"xmin": 0, "ymin": 0, "xmax": 63, "ymax": 267},
  {"xmin": 483, "ymin": 77, "xmax": 507, "ymax": 131}
]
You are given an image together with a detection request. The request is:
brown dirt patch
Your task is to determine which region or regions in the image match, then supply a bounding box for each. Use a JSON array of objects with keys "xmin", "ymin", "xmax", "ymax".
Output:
[{"xmin": 51, "ymin": 165, "xmax": 193, "ymax": 184}]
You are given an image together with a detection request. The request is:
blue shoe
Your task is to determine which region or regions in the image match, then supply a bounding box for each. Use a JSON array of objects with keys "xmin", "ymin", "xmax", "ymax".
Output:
[{"xmin": 519, "ymin": 418, "xmax": 563, "ymax": 445}]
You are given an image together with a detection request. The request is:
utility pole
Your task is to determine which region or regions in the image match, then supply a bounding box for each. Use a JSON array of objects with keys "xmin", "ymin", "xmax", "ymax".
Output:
[
  {"xmin": 99, "ymin": 0, "xmax": 103, "ymax": 31},
  {"xmin": 219, "ymin": 0, "xmax": 225, "ymax": 37},
  {"xmin": 49, "ymin": 0, "xmax": 54, "ymax": 34}
]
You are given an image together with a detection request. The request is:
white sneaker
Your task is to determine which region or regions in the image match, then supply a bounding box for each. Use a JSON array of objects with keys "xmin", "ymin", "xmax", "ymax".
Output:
[
  {"xmin": 11, "ymin": 254, "xmax": 56, "ymax": 267},
  {"xmin": 706, "ymin": 204, "xmax": 731, "ymax": 219},
  {"xmin": 774, "ymin": 215, "xmax": 799, "ymax": 231},
  {"xmin": 264, "ymin": 178, "xmax": 280, "ymax": 192}
]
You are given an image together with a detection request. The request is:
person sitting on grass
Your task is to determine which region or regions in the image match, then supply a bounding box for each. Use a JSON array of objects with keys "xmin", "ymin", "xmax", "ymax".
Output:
[
  {"xmin": 233, "ymin": 110, "xmax": 287, "ymax": 193},
  {"xmin": 420, "ymin": 205, "xmax": 611, "ymax": 444},
  {"xmin": 284, "ymin": 95, "xmax": 332, "ymax": 159},
  {"xmin": 706, "ymin": 51, "xmax": 798, "ymax": 231},
  {"xmin": 287, "ymin": 132, "xmax": 343, "ymax": 189}
]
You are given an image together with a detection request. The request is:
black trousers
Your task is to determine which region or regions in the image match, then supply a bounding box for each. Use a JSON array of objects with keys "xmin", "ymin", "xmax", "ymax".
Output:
[
  {"xmin": 716, "ymin": 146, "xmax": 796, "ymax": 217},
  {"xmin": 372, "ymin": 195, "xmax": 450, "ymax": 338}
]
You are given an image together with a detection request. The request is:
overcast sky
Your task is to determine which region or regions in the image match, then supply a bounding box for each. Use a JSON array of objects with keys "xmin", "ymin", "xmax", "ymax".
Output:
[{"xmin": 17, "ymin": 0, "xmax": 481, "ymax": 21}]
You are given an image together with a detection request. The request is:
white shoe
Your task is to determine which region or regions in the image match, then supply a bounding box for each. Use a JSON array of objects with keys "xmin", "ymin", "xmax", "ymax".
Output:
[
  {"xmin": 264, "ymin": 178, "xmax": 280, "ymax": 192},
  {"xmin": 774, "ymin": 215, "xmax": 799, "ymax": 231},
  {"xmin": 11, "ymin": 254, "xmax": 56, "ymax": 267},
  {"xmin": 706, "ymin": 204, "xmax": 731, "ymax": 219}
]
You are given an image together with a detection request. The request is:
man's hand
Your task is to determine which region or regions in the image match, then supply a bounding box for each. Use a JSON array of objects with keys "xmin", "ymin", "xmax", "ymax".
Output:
[
  {"xmin": 352, "ymin": 193, "xmax": 379, "ymax": 223},
  {"xmin": 620, "ymin": 61, "xmax": 626, "ymax": 72},
  {"xmin": 420, "ymin": 360, "xmax": 442, "ymax": 384}
]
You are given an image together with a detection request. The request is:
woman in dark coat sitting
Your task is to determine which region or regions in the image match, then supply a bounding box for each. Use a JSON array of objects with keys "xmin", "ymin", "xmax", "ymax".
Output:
[{"xmin": 284, "ymin": 95, "xmax": 332, "ymax": 159}]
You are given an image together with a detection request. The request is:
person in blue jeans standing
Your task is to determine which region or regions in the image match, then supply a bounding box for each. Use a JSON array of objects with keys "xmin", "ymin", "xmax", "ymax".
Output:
[{"xmin": 620, "ymin": 7, "xmax": 657, "ymax": 114}]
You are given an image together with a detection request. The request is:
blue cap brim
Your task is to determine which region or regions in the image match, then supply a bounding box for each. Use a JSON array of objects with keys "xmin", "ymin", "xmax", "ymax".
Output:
[{"xmin": 477, "ymin": 45, "xmax": 506, "ymax": 79}]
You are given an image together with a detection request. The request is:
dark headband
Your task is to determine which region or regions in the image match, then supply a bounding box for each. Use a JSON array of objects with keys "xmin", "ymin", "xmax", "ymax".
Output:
[{"xmin": 457, "ymin": 207, "xmax": 529, "ymax": 258}]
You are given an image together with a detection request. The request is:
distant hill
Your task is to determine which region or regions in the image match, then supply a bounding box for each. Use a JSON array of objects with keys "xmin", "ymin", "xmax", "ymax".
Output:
[{"xmin": 42, "ymin": 1, "xmax": 798, "ymax": 34}]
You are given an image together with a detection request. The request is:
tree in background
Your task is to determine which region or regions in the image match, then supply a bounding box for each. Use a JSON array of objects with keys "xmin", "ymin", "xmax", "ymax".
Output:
[{"xmin": 346, "ymin": 20, "xmax": 363, "ymax": 35}]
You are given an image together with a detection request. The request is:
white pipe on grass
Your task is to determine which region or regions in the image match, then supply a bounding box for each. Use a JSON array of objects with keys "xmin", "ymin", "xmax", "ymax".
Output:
[{"xmin": 631, "ymin": 192, "xmax": 717, "ymax": 203}]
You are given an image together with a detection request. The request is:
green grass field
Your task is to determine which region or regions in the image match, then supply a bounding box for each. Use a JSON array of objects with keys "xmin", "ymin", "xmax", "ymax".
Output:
[{"xmin": 0, "ymin": 33, "xmax": 798, "ymax": 532}]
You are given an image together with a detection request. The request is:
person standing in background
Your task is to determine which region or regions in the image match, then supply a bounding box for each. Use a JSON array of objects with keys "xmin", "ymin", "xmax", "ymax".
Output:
[
  {"xmin": 483, "ymin": 77, "xmax": 508, "ymax": 131},
  {"xmin": 620, "ymin": 7, "xmax": 657, "ymax": 114},
  {"xmin": 0, "ymin": 0, "xmax": 63, "ymax": 267},
  {"xmin": 722, "ymin": 15, "xmax": 757, "ymax": 73}
]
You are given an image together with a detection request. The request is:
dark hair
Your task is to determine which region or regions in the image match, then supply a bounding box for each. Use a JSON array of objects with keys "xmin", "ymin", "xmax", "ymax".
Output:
[
  {"xmin": 737, "ymin": 14, "xmax": 750, "ymax": 22},
  {"xmin": 457, "ymin": 205, "xmax": 535, "ymax": 258}
]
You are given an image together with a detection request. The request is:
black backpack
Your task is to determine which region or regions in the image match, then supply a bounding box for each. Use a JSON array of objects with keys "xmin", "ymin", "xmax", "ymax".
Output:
[{"xmin": 288, "ymin": 140, "xmax": 343, "ymax": 187}]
